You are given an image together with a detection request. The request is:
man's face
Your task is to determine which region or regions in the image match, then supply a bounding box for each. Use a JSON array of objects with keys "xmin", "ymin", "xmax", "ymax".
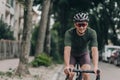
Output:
[{"xmin": 74, "ymin": 21, "xmax": 88, "ymax": 34}]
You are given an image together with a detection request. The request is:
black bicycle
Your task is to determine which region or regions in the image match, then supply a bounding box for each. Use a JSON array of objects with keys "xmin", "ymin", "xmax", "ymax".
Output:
[{"xmin": 65, "ymin": 63, "xmax": 100, "ymax": 80}]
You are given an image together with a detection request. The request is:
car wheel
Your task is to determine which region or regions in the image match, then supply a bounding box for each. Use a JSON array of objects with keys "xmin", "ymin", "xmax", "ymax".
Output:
[{"xmin": 114, "ymin": 59, "xmax": 118, "ymax": 66}]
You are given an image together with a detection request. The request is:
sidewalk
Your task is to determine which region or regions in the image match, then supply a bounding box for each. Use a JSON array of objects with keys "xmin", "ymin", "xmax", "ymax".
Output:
[
  {"xmin": 0, "ymin": 57, "xmax": 34, "ymax": 72},
  {"xmin": 0, "ymin": 57, "xmax": 64, "ymax": 80}
]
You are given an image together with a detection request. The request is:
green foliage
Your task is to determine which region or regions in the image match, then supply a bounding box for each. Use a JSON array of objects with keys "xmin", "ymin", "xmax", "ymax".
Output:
[
  {"xmin": 0, "ymin": 69, "xmax": 13, "ymax": 77},
  {"xmin": 50, "ymin": 29, "xmax": 63, "ymax": 63},
  {"xmin": 0, "ymin": 19, "xmax": 14, "ymax": 40},
  {"xmin": 51, "ymin": 21, "xmax": 71, "ymax": 62},
  {"xmin": 53, "ymin": 0, "xmax": 120, "ymax": 52},
  {"xmin": 31, "ymin": 53, "xmax": 52, "ymax": 67},
  {"xmin": 33, "ymin": 0, "xmax": 43, "ymax": 6},
  {"xmin": 0, "ymin": 71, "xmax": 5, "ymax": 76},
  {"xmin": 58, "ymin": 0, "xmax": 68, "ymax": 4},
  {"xmin": 31, "ymin": 24, "xmax": 63, "ymax": 63},
  {"xmin": 5, "ymin": 71, "xmax": 12, "ymax": 77},
  {"xmin": 31, "ymin": 25, "xmax": 39, "ymax": 56}
]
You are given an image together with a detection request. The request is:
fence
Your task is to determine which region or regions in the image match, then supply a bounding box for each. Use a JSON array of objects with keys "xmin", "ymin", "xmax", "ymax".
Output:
[{"xmin": 0, "ymin": 40, "xmax": 21, "ymax": 60}]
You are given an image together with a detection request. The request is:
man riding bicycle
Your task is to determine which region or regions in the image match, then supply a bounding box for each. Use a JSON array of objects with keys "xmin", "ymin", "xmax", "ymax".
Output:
[{"xmin": 64, "ymin": 12, "xmax": 99, "ymax": 80}]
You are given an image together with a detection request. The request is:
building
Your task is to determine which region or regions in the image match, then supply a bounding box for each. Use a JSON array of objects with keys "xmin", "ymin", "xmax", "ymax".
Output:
[{"xmin": 0, "ymin": 0, "xmax": 39, "ymax": 40}]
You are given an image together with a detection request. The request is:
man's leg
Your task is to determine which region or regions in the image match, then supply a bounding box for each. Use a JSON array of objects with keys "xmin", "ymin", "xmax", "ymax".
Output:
[
  {"xmin": 81, "ymin": 64, "xmax": 91, "ymax": 80},
  {"xmin": 80, "ymin": 53, "xmax": 91, "ymax": 80}
]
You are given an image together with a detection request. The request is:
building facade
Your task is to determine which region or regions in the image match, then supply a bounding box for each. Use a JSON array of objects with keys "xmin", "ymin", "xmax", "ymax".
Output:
[{"xmin": 0, "ymin": 0, "xmax": 39, "ymax": 40}]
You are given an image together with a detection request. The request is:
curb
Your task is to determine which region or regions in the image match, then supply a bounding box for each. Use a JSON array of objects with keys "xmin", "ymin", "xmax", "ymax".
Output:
[{"xmin": 52, "ymin": 65, "xmax": 64, "ymax": 80}]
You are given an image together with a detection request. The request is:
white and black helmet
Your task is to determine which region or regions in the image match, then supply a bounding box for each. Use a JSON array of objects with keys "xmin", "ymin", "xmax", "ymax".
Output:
[{"xmin": 73, "ymin": 12, "xmax": 89, "ymax": 22}]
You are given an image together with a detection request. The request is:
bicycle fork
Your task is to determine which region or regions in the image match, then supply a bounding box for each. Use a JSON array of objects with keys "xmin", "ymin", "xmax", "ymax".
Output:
[{"xmin": 76, "ymin": 63, "xmax": 82, "ymax": 80}]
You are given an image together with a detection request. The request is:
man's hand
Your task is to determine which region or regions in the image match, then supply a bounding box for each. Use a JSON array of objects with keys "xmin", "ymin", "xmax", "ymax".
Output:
[
  {"xmin": 64, "ymin": 66, "xmax": 74, "ymax": 78},
  {"xmin": 94, "ymin": 67, "xmax": 98, "ymax": 74},
  {"xmin": 64, "ymin": 66, "xmax": 71, "ymax": 75}
]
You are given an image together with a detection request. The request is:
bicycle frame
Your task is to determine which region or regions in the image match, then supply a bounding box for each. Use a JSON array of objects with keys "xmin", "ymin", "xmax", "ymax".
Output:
[{"xmin": 65, "ymin": 63, "xmax": 100, "ymax": 80}]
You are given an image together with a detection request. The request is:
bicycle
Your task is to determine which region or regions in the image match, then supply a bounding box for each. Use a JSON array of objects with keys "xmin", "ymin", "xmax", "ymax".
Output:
[{"xmin": 65, "ymin": 63, "xmax": 100, "ymax": 80}]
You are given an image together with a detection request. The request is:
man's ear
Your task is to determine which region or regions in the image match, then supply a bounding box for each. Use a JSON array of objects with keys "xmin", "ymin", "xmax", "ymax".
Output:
[
  {"xmin": 86, "ymin": 23, "xmax": 88, "ymax": 26},
  {"xmin": 74, "ymin": 23, "xmax": 77, "ymax": 28},
  {"xmin": 87, "ymin": 22, "xmax": 88, "ymax": 26}
]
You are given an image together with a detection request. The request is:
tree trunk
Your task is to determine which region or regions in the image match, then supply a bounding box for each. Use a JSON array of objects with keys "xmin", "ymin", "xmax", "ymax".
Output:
[
  {"xmin": 35, "ymin": 0, "xmax": 51, "ymax": 56},
  {"xmin": 44, "ymin": 1, "xmax": 53, "ymax": 55},
  {"xmin": 15, "ymin": 0, "xmax": 33, "ymax": 76},
  {"xmin": 44, "ymin": 14, "xmax": 51, "ymax": 54}
]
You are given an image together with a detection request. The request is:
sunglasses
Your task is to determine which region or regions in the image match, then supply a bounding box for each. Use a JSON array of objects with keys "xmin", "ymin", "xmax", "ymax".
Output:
[{"xmin": 76, "ymin": 23, "xmax": 87, "ymax": 27}]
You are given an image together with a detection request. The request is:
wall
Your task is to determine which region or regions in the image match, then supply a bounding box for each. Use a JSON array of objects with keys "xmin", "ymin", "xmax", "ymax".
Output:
[{"xmin": 0, "ymin": 40, "xmax": 21, "ymax": 60}]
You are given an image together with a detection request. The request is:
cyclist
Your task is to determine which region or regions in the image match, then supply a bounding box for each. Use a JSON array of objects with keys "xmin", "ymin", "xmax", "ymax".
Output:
[{"xmin": 64, "ymin": 12, "xmax": 99, "ymax": 80}]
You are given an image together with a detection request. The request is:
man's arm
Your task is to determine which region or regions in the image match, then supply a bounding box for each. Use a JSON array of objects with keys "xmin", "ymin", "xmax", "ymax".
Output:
[
  {"xmin": 64, "ymin": 46, "xmax": 71, "ymax": 67},
  {"xmin": 91, "ymin": 47, "xmax": 99, "ymax": 72}
]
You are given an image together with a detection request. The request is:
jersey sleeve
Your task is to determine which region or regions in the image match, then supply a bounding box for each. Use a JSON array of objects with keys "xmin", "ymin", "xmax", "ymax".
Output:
[
  {"xmin": 89, "ymin": 30, "xmax": 98, "ymax": 47},
  {"xmin": 64, "ymin": 31, "xmax": 72, "ymax": 47}
]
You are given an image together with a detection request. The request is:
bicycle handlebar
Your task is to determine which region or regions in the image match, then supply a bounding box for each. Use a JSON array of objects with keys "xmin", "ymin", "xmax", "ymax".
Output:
[
  {"xmin": 73, "ymin": 69, "xmax": 95, "ymax": 73},
  {"xmin": 73, "ymin": 69, "xmax": 100, "ymax": 74},
  {"xmin": 65, "ymin": 69, "xmax": 100, "ymax": 80}
]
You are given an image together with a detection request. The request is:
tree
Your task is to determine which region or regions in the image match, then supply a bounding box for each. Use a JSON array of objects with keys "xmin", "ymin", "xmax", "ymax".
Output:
[
  {"xmin": 33, "ymin": 0, "xmax": 120, "ymax": 60},
  {"xmin": 15, "ymin": 0, "xmax": 33, "ymax": 76},
  {"xmin": 90, "ymin": 0, "xmax": 120, "ymax": 47},
  {"xmin": 52, "ymin": 0, "xmax": 120, "ymax": 54},
  {"xmin": 44, "ymin": 1, "xmax": 53, "ymax": 55},
  {"xmin": 44, "ymin": 14, "xmax": 51, "ymax": 54},
  {"xmin": 35, "ymin": 0, "xmax": 51, "ymax": 56}
]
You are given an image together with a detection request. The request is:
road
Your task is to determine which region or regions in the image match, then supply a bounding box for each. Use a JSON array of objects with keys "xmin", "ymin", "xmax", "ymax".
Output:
[
  {"xmin": 0, "ymin": 58, "xmax": 119, "ymax": 80},
  {"xmin": 57, "ymin": 61, "xmax": 120, "ymax": 80}
]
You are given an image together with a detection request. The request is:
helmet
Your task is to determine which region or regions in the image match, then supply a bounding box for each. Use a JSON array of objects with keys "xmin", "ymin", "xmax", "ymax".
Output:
[{"xmin": 73, "ymin": 12, "xmax": 89, "ymax": 22}]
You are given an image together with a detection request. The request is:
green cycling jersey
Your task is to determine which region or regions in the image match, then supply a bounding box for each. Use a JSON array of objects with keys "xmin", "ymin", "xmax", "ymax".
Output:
[{"xmin": 64, "ymin": 27, "xmax": 98, "ymax": 56}]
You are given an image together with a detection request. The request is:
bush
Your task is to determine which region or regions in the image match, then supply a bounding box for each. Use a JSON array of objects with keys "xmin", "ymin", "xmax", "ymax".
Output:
[
  {"xmin": 31, "ymin": 53, "xmax": 52, "ymax": 67},
  {"xmin": 0, "ymin": 18, "xmax": 14, "ymax": 40}
]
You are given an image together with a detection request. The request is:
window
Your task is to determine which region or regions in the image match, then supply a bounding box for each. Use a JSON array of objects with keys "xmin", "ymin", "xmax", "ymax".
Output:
[
  {"xmin": 10, "ymin": 0, "xmax": 14, "ymax": 7},
  {"xmin": 6, "ymin": 0, "xmax": 14, "ymax": 7}
]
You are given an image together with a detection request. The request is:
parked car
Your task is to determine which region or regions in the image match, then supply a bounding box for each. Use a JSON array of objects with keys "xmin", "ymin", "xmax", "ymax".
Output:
[
  {"xmin": 108, "ymin": 50, "xmax": 120, "ymax": 66},
  {"xmin": 114, "ymin": 51, "xmax": 120, "ymax": 66},
  {"xmin": 102, "ymin": 45, "xmax": 120, "ymax": 62}
]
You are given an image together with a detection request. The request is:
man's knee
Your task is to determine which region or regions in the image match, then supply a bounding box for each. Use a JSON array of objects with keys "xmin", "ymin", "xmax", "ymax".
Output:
[
  {"xmin": 82, "ymin": 73, "xmax": 90, "ymax": 77},
  {"xmin": 81, "ymin": 64, "xmax": 91, "ymax": 80},
  {"xmin": 81, "ymin": 64, "xmax": 91, "ymax": 70}
]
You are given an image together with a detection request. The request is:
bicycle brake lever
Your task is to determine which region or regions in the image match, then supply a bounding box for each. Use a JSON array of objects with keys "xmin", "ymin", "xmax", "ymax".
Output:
[
  {"xmin": 65, "ymin": 74, "xmax": 69, "ymax": 80},
  {"xmin": 96, "ymin": 70, "xmax": 100, "ymax": 80}
]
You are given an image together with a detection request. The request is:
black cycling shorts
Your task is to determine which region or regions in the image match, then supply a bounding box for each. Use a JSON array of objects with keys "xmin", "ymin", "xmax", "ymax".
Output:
[{"xmin": 70, "ymin": 52, "xmax": 91, "ymax": 67}]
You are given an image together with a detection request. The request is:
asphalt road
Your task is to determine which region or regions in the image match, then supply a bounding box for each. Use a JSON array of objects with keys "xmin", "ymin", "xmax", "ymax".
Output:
[
  {"xmin": 0, "ymin": 58, "xmax": 119, "ymax": 80},
  {"xmin": 57, "ymin": 61, "xmax": 120, "ymax": 80}
]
